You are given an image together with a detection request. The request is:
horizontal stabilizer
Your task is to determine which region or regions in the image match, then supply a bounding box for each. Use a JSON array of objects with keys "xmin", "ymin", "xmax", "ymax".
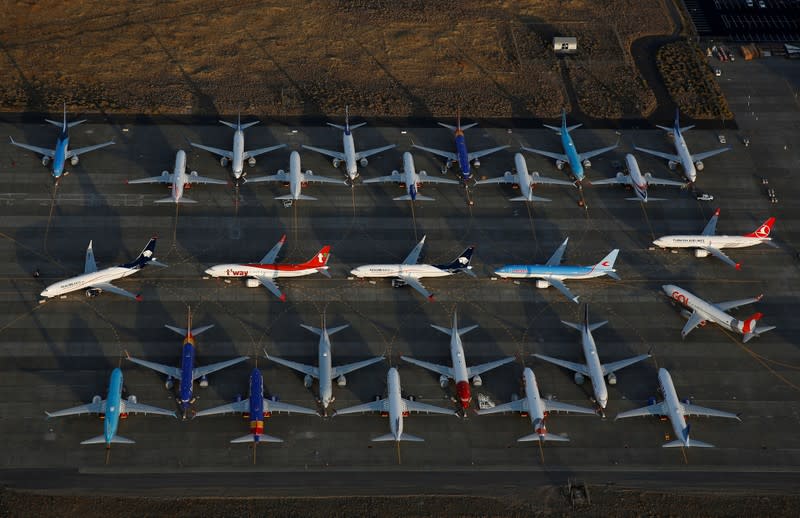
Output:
[
  {"xmin": 561, "ymin": 320, "xmax": 582, "ymax": 332},
  {"xmin": 394, "ymin": 194, "xmax": 434, "ymax": 201},
  {"xmin": 626, "ymin": 197, "xmax": 666, "ymax": 202},
  {"xmin": 231, "ymin": 434, "xmax": 283, "ymax": 443},
  {"xmin": 81, "ymin": 434, "xmax": 135, "ymax": 445},
  {"xmin": 276, "ymin": 194, "xmax": 316, "ymax": 201},
  {"xmin": 371, "ymin": 433, "xmax": 399, "ymax": 442},
  {"xmin": 663, "ymin": 438, "xmax": 713, "ymax": 448},
  {"xmin": 300, "ymin": 323, "xmax": 349, "ymax": 336},
  {"xmin": 518, "ymin": 432, "xmax": 569, "ymax": 442},
  {"xmin": 510, "ymin": 195, "xmax": 550, "ymax": 202},
  {"xmin": 743, "ymin": 326, "xmax": 776, "ymax": 343},
  {"xmin": 430, "ymin": 324, "xmax": 479, "ymax": 337},
  {"xmin": 156, "ymin": 197, "xmax": 197, "ymax": 204}
]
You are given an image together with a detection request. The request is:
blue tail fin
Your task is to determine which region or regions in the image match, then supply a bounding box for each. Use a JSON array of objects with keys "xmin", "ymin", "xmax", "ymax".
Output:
[
  {"xmin": 434, "ymin": 246, "xmax": 475, "ymax": 272},
  {"xmin": 120, "ymin": 237, "xmax": 160, "ymax": 269}
]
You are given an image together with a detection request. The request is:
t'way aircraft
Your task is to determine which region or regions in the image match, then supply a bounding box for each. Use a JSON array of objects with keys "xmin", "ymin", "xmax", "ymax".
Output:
[
  {"xmin": 204, "ymin": 235, "xmax": 331, "ymax": 301},
  {"xmin": 475, "ymin": 152, "xmax": 575, "ymax": 202},
  {"xmin": 363, "ymin": 151, "xmax": 459, "ymax": 201},
  {"xmin": 663, "ymin": 284, "xmax": 775, "ymax": 343},
  {"xmin": 401, "ymin": 311, "xmax": 514, "ymax": 411},
  {"xmin": 591, "ymin": 153, "xmax": 686, "ymax": 202},
  {"xmin": 653, "ymin": 209, "xmax": 776, "ymax": 269}
]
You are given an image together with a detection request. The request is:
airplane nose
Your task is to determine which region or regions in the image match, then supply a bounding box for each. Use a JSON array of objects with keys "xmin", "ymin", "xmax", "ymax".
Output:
[
  {"xmin": 204, "ymin": 268, "xmax": 214, "ymax": 276},
  {"xmin": 349, "ymin": 269, "xmax": 359, "ymax": 277}
]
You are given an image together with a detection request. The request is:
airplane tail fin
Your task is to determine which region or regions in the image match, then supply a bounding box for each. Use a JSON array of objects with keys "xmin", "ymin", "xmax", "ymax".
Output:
[
  {"xmin": 741, "ymin": 313, "xmax": 775, "ymax": 342},
  {"xmin": 663, "ymin": 425, "xmax": 713, "ymax": 448},
  {"xmin": 431, "ymin": 311, "xmax": 479, "ymax": 337},
  {"xmin": 394, "ymin": 194, "xmax": 434, "ymax": 201},
  {"xmin": 744, "ymin": 217, "xmax": 775, "ymax": 239},
  {"xmin": 301, "ymin": 245, "xmax": 331, "ymax": 270},
  {"xmin": 434, "ymin": 246, "xmax": 475, "ymax": 274},
  {"xmin": 81, "ymin": 434, "xmax": 135, "ymax": 445},
  {"xmin": 593, "ymin": 249, "xmax": 620, "ymax": 279},
  {"xmin": 220, "ymin": 117, "xmax": 259, "ymax": 131},
  {"xmin": 579, "ymin": 304, "xmax": 608, "ymax": 332},
  {"xmin": 372, "ymin": 432, "xmax": 424, "ymax": 442},
  {"xmin": 155, "ymin": 196, "xmax": 197, "ymax": 204},
  {"xmin": 120, "ymin": 237, "xmax": 164, "ymax": 269},
  {"xmin": 276, "ymin": 194, "xmax": 316, "ymax": 201},
  {"xmin": 165, "ymin": 309, "xmax": 214, "ymax": 339},
  {"xmin": 518, "ymin": 432, "xmax": 569, "ymax": 442},
  {"xmin": 231, "ymin": 433, "xmax": 283, "ymax": 443},
  {"xmin": 300, "ymin": 319, "xmax": 349, "ymax": 337},
  {"xmin": 510, "ymin": 194, "xmax": 551, "ymax": 202}
]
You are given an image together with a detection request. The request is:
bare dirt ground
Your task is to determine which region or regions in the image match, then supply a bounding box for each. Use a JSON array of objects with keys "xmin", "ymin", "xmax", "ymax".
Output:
[{"xmin": 0, "ymin": 0, "xmax": 676, "ymax": 119}]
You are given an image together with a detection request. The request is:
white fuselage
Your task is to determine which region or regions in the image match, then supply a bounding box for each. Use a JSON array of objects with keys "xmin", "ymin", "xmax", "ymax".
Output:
[
  {"xmin": 663, "ymin": 284, "xmax": 743, "ymax": 334},
  {"xmin": 580, "ymin": 326, "xmax": 609, "ymax": 409},
  {"xmin": 657, "ymin": 368, "xmax": 689, "ymax": 446},
  {"xmin": 287, "ymin": 151, "xmax": 304, "ymax": 199},
  {"xmin": 673, "ymin": 131, "xmax": 697, "ymax": 183},
  {"xmin": 522, "ymin": 368, "xmax": 548, "ymax": 436},
  {"xmin": 402, "ymin": 152, "xmax": 421, "ymax": 192},
  {"xmin": 625, "ymin": 154, "xmax": 649, "ymax": 202},
  {"xmin": 170, "ymin": 150, "xmax": 189, "ymax": 202},
  {"xmin": 654, "ymin": 235, "xmax": 769, "ymax": 251},
  {"xmin": 342, "ymin": 132, "xmax": 358, "ymax": 180},
  {"xmin": 41, "ymin": 266, "xmax": 137, "ymax": 298},
  {"xmin": 449, "ymin": 332, "xmax": 469, "ymax": 384},
  {"xmin": 513, "ymin": 153, "xmax": 535, "ymax": 200},
  {"xmin": 204, "ymin": 262, "xmax": 318, "ymax": 280},
  {"xmin": 350, "ymin": 264, "xmax": 449, "ymax": 279},
  {"xmin": 386, "ymin": 368, "xmax": 405, "ymax": 440},
  {"xmin": 317, "ymin": 332, "xmax": 334, "ymax": 408},
  {"xmin": 232, "ymin": 130, "xmax": 245, "ymax": 178}
]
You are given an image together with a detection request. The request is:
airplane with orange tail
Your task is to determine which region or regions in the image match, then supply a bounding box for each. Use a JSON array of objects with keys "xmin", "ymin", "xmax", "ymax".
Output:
[{"xmin": 204, "ymin": 235, "xmax": 331, "ymax": 301}]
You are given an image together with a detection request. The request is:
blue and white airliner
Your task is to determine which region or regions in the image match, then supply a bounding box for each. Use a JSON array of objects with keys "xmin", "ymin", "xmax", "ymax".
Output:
[
  {"xmin": 592, "ymin": 153, "xmax": 686, "ymax": 202},
  {"xmin": 363, "ymin": 151, "xmax": 459, "ymax": 201},
  {"xmin": 9, "ymin": 104, "xmax": 114, "ymax": 182},
  {"xmin": 522, "ymin": 110, "xmax": 617, "ymax": 184},
  {"xmin": 46, "ymin": 368, "xmax": 175, "ymax": 448}
]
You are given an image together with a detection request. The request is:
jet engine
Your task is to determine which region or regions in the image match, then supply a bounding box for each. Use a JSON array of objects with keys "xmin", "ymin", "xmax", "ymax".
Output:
[
  {"xmin": 199, "ymin": 375, "xmax": 209, "ymax": 388},
  {"xmin": 694, "ymin": 249, "xmax": 709, "ymax": 258},
  {"xmin": 419, "ymin": 170, "xmax": 428, "ymax": 177},
  {"xmin": 165, "ymin": 376, "xmax": 174, "ymax": 390},
  {"xmin": 85, "ymin": 288, "xmax": 101, "ymax": 298},
  {"xmin": 190, "ymin": 170, "xmax": 199, "ymax": 177},
  {"xmin": 245, "ymin": 278, "xmax": 261, "ymax": 288},
  {"xmin": 439, "ymin": 375, "xmax": 449, "ymax": 388},
  {"xmin": 42, "ymin": 156, "xmax": 50, "ymax": 166},
  {"xmin": 127, "ymin": 395, "xmax": 138, "ymax": 404},
  {"xmin": 360, "ymin": 157, "xmax": 368, "ymax": 167},
  {"xmin": 472, "ymin": 159, "xmax": 481, "ymax": 168},
  {"xmin": 472, "ymin": 375, "xmax": 483, "ymax": 387},
  {"xmin": 574, "ymin": 372, "xmax": 585, "ymax": 385},
  {"xmin": 220, "ymin": 157, "xmax": 229, "ymax": 167},
  {"xmin": 668, "ymin": 160, "xmax": 678, "ymax": 170},
  {"xmin": 616, "ymin": 172, "xmax": 626, "ymax": 181},
  {"xmin": 582, "ymin": 159, "xmax": 591, "ymax": 168},
  {"xmin": 391, "ymin": 278, "xmax": 407, "ymax": 288},
  {"xmin": 607, "ymin": 372, "xmax": 617, "ymax": 385},
  {"xmin": 535, "ymin": 280, "xmax": 550, "ymax": 289},
  {"xmin": 504, "ymin": 171, "xmax": 513, "ymax": 179},
  {"xmin": 248, "ymin": 157, "xmax": 256, "ymax": 167},
  {"xmin": 303, "ymin": 374, "xmax": 314, "ymax": 388},
  {"xmin": 92, "ymin": 395, "xmax": 102, "ymax": 404},
  {"xmin": 695, "ymin": 161, "xmax": 704, "ymax": 171},
  {"xmin": 556, "ymin": 160, "xmax": 565, "ymax": 170},
  {"xmin": 70, "ymin": 155, "xmax": 79, "ymax": 166},
  {"xmin": 332, "ymin": 158, "xmax": 341, "ymax": 168},
  {"xmin": 305, "ymin": 170, "xmax": 314, "ymax": 176},
  {"xmin": 337, "ymin": 375, "xmax": 347, "ymax": 387}
]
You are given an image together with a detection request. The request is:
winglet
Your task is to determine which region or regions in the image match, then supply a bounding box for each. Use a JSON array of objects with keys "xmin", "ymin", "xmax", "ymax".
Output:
[
  {"xmin": 427, "ymin": 294, "xmax": 436, "ymax": 302},
  {"xmin": 735, "ymin": 262, "xmax": 741, "ymax": 270},
  {"xmin": 135, "ymin": 294, "xmax": 143, "ymax": 302},
  {"xmin": 714, "ymin": 207, "xmax": 720, "ymax": 217},
  {"xmin": 279, "ymin": 293, "xmax": 287, "ymax": 302}
]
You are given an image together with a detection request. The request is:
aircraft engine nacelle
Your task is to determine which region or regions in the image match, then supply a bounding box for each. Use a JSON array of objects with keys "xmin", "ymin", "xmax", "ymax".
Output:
[
  {"xmin": 127, "ymin": 395, "xmax": 138, "ymax": 404},
  {"xmin": 504, "ymin": 171, "xmax": 513, "ymax": 179},
  {"xmin": 332, "ymin": 158, "xmax": 341, "ymax": 168},
  {"xmin": 164, "ymin": 376, "xmax": 174, "ymax": 390},
  {"xmin": 682, "ymin": 398, "xmax": 691, "ymax": 405},
  {"xmin": 220, "ymin": 157, "xmax": 229, "ymax": 167},
  {"xmin": 419, "ymin": 170, "xmax": 427, "ymax": 177},
  {"xmin": 92, "ymin": 395, "xmax": 102, "ymax": 404},
  {"xmin": 694, "ymin": 160, "xmax": 704, "ymax": 171},
  {"xmin": 616, "ymin": 172, "xmax": 626, "ymax": 181},
  {"xmin": 574, "ymin": 372, "xmax": 585, "ymax": 385},
  {"xmin": 472, "ymin": 375, "xmax": 483, "ymax": 387},
  {"xmin": 607, "ymin": 372, "xmax": 617, "ymax": 385},
  {"xmin": 472, "ymin": 159, "xmax": 481, "ymax": 168},
  {"xmin": 668, "ymin": 160, "xmax": 678, "ymax": 170},
  {"xmin": 359, "ymin": 157, "xmax": 368, "ymax": 168},
  {"xmin": 337, "ymin": 374, "xmax": 347, "ymax": 387},
  {"xmin": 303, "ymin": 374, "xmax": 314, "ymax": 388},
  {"xmin": 85, "ymin": 288, "xmax": 102, "ymax": 298},
  {"xmin": 190, "ymin": 170, "xmax": 199, "ymax": 177},
  {"xmin": 391, "ymin": 278, "xmax": 407, "ymax": 288},
  {"xmin": 535, "ymin": 280, "xmax": 550, "ymax": 289},
  {"xmin": 248, "ymin": 157, "xmax": 256, "ymax": 167},
  {"xmin": 245, "ymin": 278, "xmax": 261, "ymax": 288},
  {"xmin": 582, "ymin": 159, "xmax": 591, "ymax": 168},
  {"xmin": 161, "ymin": 170, "xmax": 170, "ymax": 179},
  {"xmin": 555, "ymin": 160, "xmax": 565, "ymax": 170},
  {"xmin": 42, "ymin": 156, "xmax": 50, "ymax": 166},
  {"xmin": 694, "ymin": 249, "xmax": 709, "ymax": 258},
  {"xmin": 199, "ymin": 375, "xmax": 209, "ymax": 388},
  {"xmin": 439, "ymin": 375, "xmax": 449, "ymax": 389},
  {"xmin": 70, "ymin": 155, "xmax": 79, "ymax": 166},
  {"xmin": 305, "ymin": 170, "xmax": 314, "ymax": 176},
  {"xmin": 679, "ymin": 309, "xmax": 693, "ymax": 320}
]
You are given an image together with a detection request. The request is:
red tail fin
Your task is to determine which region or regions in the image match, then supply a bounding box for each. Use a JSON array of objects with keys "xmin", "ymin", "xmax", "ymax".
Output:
[
  {"xmin": 304, "ymin": 246, "xmax": 331, "ymax": 267},
  {"xmin": 745, "ymin": 217, "xmax": 775, "ymax": 238},
  {"xmin": 742, "ymin": 312, "xmax": 763, "ymax": 334}
]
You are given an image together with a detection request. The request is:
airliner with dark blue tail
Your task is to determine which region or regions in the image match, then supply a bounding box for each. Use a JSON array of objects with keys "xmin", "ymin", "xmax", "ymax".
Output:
[
  {"xmin": 126, "ymin": 311, "xmax": 248, "ymax": 419},
  {"xmin": 363, "ymin": 151, "xmax": 459, "ymax": 201},
  {"xmin": 9, "ymin": 104, "xmax": 114, "ymax": 182}
]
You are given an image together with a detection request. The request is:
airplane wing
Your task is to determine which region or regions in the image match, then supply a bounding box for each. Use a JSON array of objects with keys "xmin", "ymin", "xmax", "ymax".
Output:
[
  {"xmin": 362, "ymin": 172, "xmax": 402, "ymax": 184},
  {"xmin": 189, "ymin": 142, "xmax": 233, "ymax": 160},
  {"xmin": 332, "ymin": 356, "xmax": 385, "ymax": 378},
  {"xmin": 264, "ymin": 398, "xmax": 318, "ymax": 415},
  {"xmin": 265, "ymin": 353, "xmax": 318, "ymax": 378},
  {"xmin": 701, "ymin": 246, "xmax": 738, "ymax": 268},
  {"xmin": 681, "ymin": 310, "xmax": 705, "ymax": 338},
  {"xmin": 301, "ymin": 145, "xmax": 345, "ymax": 161},
  {"xmin": 547, "ymin": 278, "xmax": 579, "ymax": 304},
  {"xmin": 89, "ymin": 282, "xmax": 139, "ymax": 301},
  {"xmin": 531, "ymin": 175, "xmax": 574, "ymax": 186},
  {"xmin": 632, "ymin": 145, "xmax": 679, "ymax": 163},
  {"xmin": 402, "ymin": 237, "xmax": 426, "ymax": 265},
  {"xmin": 400, "ymin": 276, "xmax": 434, "ymax": 301},
  {"xmin": 520, "ymin": 145, "xmax": 567, "ymax": 162},
  {"xmin": 467, "ymin": 357, "xmax": 515, "ymax": 378},
  {"xmin": 646, "ymin": 175, "xmax": 686, "ymax": 187},
  {"xmin": 9, "ymin": 138, "xmax": 56, "ymax": 158},
  {"xmin": 691, "ymin": 147, "xmax": 731, "ymax": 163},
  {"xmin": 404, "ymin": 399, "xmax": 455, "ymax": 415},
  {"xmin": 334, "ymin": 399, "xmax": 387, "ymax": 415},
  {"xmin": 84, "ymin": 242, "xmax": 97, "ymax": 274},
  {"xmin": 250, "ymin": 275, "xmax": 284, "ymax": 300},
  {"xmin": 246, "ymin": 170, "xmax": 288, "ymax": 183},
  {"xmin": 302, "ymin": 172, "xmax": 346, "ymax": 184},
  {"xmin": 591, "ymin": 175, "xmax": 629, "ymax": 186},
  {"xmin": 187, "ymin": 174, "xmax": 227, "ymax": 185},
  {"xmin": 355, "ymin": 144, "xmax": 397, "ymax": 160},
  {"xmin": 476, "ymin": 398, "xmax": 527, "ymax": 415},
  {"xmin": 701, "ymin": 212, "xmax": 719, "ymax": 236},
  {"xmin": 124, "ymin": 401, "xmax": 176, "ymax": 417},
  {"xmin": 714, "ymin": 296, "xmax": 762, "ymax": 312},
  {"xmin": 475, "ymin": 175, "xmax": 516, "ymax": 185},
  {"xmin": 578, "ymin": 144, "xmax": 618, "ymax": 162},
  {"xmin": 600, "ymin": 354, "xmax": 651, "ymax": 376},
  {"xmin": 543, "ymin": 399, "xmax": 597, "ymax": 415},
  {"xmin": 46, "ymin": 400, "xmax": 104, "ymax": 418},
  {"xmin": 128, "ymin": 174, "xmax": 174, "ymax": 184},
  {"xmin": 67, "ymin": 141, "xmax": 115, "ymax": 158},
  {"xmin": 243, "ymin": 144, "xmax": 286, "ymax": 160},
  {"xmin": 467, "ymin": 145, "xmax": 510, "ymax": 161},
  {"xmin": 681, "ymin": 403, "xmax": 740, "ymax": 420},
  {"xmin": 615, "ymin": 401, "xmax": 667, "ymax": 420},
  {"xmin": 533, "ymin": 353, "xmax": 589, "ymax": 376},
  {"xmin": 400, "ymin": 356, "xmax": 453, "ymax": 378},
  {"xmin": 192, "ymin": 356, "xmax": 249, "ymax": 380},
  {"xmin": 546, "ymin": 238, "xmax": 569, "ymax": 266},
  {"xmin": 412, "ymin": 144, "xmax": 458, "ymax": 162},
  {"xmin": 195, "ymin": 399, "xmax": 249, "ymax": 417},
  {"xmin": 260, "ymin": 236, "xmax": 286, "ymax": 264},
  {"xmin": 127, "ymin": 357, "xmax": 182, "ymax": 380},
  {"xmin": 419, "ymin": 175, "xmax": 460, "ymax": 185}
]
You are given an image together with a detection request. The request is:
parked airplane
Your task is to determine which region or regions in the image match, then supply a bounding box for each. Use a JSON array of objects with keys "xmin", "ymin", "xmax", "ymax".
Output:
[
  {"xmin": 401, "ymin": 311, "xmax": 513, "ymax": 411},
  {"xmin": 350, "ymin": 235, "xmax": 475, "ymax": 301},
  {"xmin": 127, "ymin": 149, "xmax": 227, "ymax": 204},
  {"xmin": 334, "ymin": 367, "xmax": 455, "ymax": 442},
  {"xmin": 475, "ymin": 152, "xmax": 574, "ymax": 202},
  {"xmin": 9, "ymin": 104, "xmax": 114, "ymax": 182},
  {"xmin": 521, "ymin": 109, "xmax": 617, "ymax": 184},
  {"xmin": 302, "ymin": 106, "xmax": 396, "ymax": 183},
  {"xmin": 189, "ymin": 115, "xmax": 286, "ymax": 182},
  {"xmin": 126, "ymin": 311, "xmax": 249, "ymax": 419},
  {"xmin": 40, "ymin": 237, "xmax": 165, "ymax": 301},
  {"xmin": 494, "ymin": 237, "xmax": 620, "ymax": 303},
  {"xmin": 363, "ymin": 151, "xmax": 459, "ymax": 201},
  {"xmin": 634, "ymin": 109, "xmax": 730, "ymax": 183},
  {"xmin": 663, "ymin": 284, "xmax": 775, "ymax": 343},
  {"xmin": 265, "ymin": 315, "xmax": 384, "ymax": 415},
  {"xmin": 653, "ymin": 209, "xmax": 776, "ymax": 269},
  {"xmin": 615, "ymin": 368, "xmax": 740, "ymax": 448},
  {"xmin": 591, "ymin": 153, "xmax": 686, "ymax": 202},
  {"xmin": 195, "ymin": 368, "xmax": 317, "ymax": 445},
  {"xmin": 204, "ymin": 235, "xmax": 331, "ymax": 301},
  {"xmin": 247, "ymin": 150, "xmax": 346, "ymax": 200},
  {"xmin": 412, "ymin": 111, "xmax": 508, "ymax": 182},
  {"xmin": 533, "ymin": 304, "xmax": 650, "ymax": 415},
  {"xmin": 45, "ymin": 368, "xmax": 175, "ymax": 448},
  {"xmin": 476, "ymin": 367, "xmax": 596, "ymax": 443}
]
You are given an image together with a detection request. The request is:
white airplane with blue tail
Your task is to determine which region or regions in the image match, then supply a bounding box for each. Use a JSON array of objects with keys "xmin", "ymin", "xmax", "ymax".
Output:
[{"xmin": 363, "ymin": 151, "xmax": 459, "ymax": 201}]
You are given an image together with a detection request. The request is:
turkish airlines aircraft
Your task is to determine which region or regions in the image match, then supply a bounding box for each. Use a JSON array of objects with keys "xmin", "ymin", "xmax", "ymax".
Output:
[{"xmin": 654, "ymin": 209, "xmax": 776, "ymax": 269}]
